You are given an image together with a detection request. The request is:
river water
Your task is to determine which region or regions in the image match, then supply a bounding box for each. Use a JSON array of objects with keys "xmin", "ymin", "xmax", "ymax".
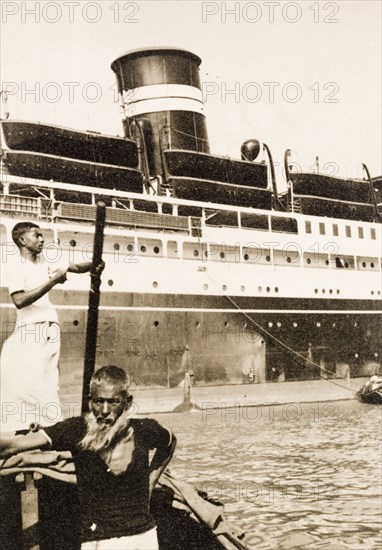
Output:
[{"xmin": 153, "ymin": 400, "xmax": 382, "ymax": 550}]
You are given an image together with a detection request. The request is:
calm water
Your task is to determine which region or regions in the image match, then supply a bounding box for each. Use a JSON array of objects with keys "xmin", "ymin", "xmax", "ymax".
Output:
[{"xmin": 152, "ymin": 400, "xmax": 382, "ymax": 550}]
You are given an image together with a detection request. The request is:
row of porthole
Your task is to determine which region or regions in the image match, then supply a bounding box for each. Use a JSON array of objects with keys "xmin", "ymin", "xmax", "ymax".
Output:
[
  {"xmin": 107, "ymin": 281, "xmax": 379, "ymax": 298},
  {"xmin": 70, "ymin": 318, "xmax": 371, "ymax": 332},
  {"xmin": 268, "ymin": 321, "xmax": 362, "ymax": 328}
]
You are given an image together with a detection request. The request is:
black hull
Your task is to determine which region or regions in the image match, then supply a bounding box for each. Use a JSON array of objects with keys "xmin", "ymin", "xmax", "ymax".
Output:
[
  {"xmin": 1, "ymin": 120, "xmax": 139, "ymax": 168},
  {"xmin": 358, "ymin": 391, "xmax": 382, "ymax": 404},
  {"xmin": 1, "ymin": 289, "xmax": 380, "ymax": 391}
]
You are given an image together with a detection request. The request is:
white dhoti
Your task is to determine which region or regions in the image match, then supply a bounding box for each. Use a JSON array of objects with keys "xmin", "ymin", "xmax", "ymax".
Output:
[
  {"xmin": 81, "ymin": 527, "xmax": 159, "ymax": 550},
  {"xmin": 0, "ymin": 322, "xmax": 61, "ymax": 433}
]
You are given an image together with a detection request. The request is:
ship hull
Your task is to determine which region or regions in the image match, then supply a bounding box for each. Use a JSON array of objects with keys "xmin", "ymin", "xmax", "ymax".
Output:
[{"xmin": 1, "ymin": 290, "xmax": 380, "ymax": 396}]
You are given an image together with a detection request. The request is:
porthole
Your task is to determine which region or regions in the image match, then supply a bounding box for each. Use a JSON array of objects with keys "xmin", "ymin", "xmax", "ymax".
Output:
[
  {"xmin": 322, "ymin": 289, "xmax": 325, "ymax": 294},
  {"xmin": 222, "ymin": 284, "xmax": 227, "ymax": 291},
  {"xmin": 204, "ymin": 251, "xmax": 208, "ymax": 258},
  {"xmin": 154, "ymin": 321, "xmax": 159, "ymax": 327},
  {"xmin": 275, "ymin": 287, "xmax": 279, "ymax": 293},
  {"xmin": 266, "ymin": 255, "xmax": 271, "ymax": 262},
  {"xmin": 316, "ymin": 322, "xmax": 321, "ymax": 327},
  {"xmin": 293, "ymin": 322, "xmax": 298, "ymax": 327},
  {"xmin": 371, "ymin": 291, "xmax": 374, "ymax": 296},
  {"xmin": 371, "ymin": 262, "xmax": 375, "ymax": 268},
  {"xmin": 240, "ymin": 285, "xmax": 245, "ymax": 292},
  {"xmin": 140, "ymin": 245, "xmax": 146, "ymax": 253},
  {"xmin": 69, "ymin": 239, "xmax": 76, "ymax": 247},
  {"xmin": 329, "ymin": 289, "xmax": 333, "ymax": 294},
  {"xmin": 193, "ymin": 250, "xmax": 199, "ymax": 257},
  {"xmin": 114, "ymin": 243, "xmax": 120, "ymax": 251},
  {"xmin": 243, "ymin": 322, "xmax": 248, "ymax": 328},
  {"xmin": 314, "ymin": 289, "xmax": 318, "ymax": 294},
  {"xmin": 354, "ymin": 353, "xmax": 359, "ymax": 358},
  {"xmin": 258, "ymin": 286, "xmax": 262, "ymax": 292},
  {"xmin": 286, "ymin": 257, "xmax": 291, "ymax": 263},
  {"xmin": 336, "ymin": 289, "xmax": 340, "ymax": 294},
  {"xmin": 244, "ymin": 254, "xmax": 249, "ymax": 261},
  {"xmin": 307, "ymin": 258, "xmax": 311, "ymax": 265},
  {"xmin": 362, "ymin": 262, "xmax": 366, "ymax": 268},
  {"xmin": 266, "ymin": 287, "xmax": 270, "ymax": 292},
  {"xmin": 325, "ymin": 259, "xmax": 329, "ymax": 266},
  {"xmin": 108, "ymin": 279, "xmax": 114, "ymax": 287},
  {"xmin": 268, "ymin": 322, "xmax": 273, "ymax": 328},
  {"xmin": 332, "ymin": 322, "xmax": 336, "ymax": 327},
  {"xmin": 276, "ymin": 322, "xmax": 282, "ymax": 328},
  {"xmin": 220, "ymin": 252, "xmax": 225, "ymax": 259},
  {"xmin": 152, "ymin": 281, "xmax": 158, "ymax": 288},
  {"xmin": 344, "ymin": 262, "xmax": 349, "ymax": 269},
  {"xmin": 195, "ymin": 321, "xmax": 200, "ymax": 328},
  {"xmin": 127, "ymin": 244, "xmax": 134, "ymax": 252},
  {"xmin": 153, "ymin": 247, "xmax": 160, "ymax": 254},
  {"xmin": 203, "ymin": 284, "xmax": 208, "ymax": 291},
  {"xmin": 224, "ymin": 321, "xmax": 229, "ymax": 328},
  {"xmin": 354, "ymin": 322, "xmax": 358, "ymax": 327},
  {"xmin": 73, "ymin": 320, "xmax": 79, "ymax": 326}
]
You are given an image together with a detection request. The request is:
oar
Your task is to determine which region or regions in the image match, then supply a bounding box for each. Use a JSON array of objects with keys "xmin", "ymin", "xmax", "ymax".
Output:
[{"xmin": 81, "ymin": 199, "xmax": 106, "ymax": 413}]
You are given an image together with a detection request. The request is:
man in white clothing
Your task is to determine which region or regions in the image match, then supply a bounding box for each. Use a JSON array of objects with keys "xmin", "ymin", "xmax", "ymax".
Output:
[{"xmin": 0, "ymin": 222, "xmax": 104, "ymax": 433}]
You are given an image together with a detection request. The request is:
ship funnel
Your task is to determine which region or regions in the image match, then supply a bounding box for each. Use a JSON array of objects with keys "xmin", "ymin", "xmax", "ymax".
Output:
[
  {"xmin": 111, "ymin": 47, "xmax": 210, "ymax": 177},
  {"xmin": 241, "ymin": 139, "xmax": 261, "ymax": 162}
]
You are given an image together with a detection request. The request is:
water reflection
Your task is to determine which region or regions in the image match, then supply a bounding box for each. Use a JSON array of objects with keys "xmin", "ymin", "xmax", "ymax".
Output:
[{"xmin": 152, "ymin": 400, "xmax": 382, "ymax": 549}]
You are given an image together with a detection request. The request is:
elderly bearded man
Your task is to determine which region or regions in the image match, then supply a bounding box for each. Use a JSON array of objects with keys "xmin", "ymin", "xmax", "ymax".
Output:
[{"xmin": 0, "ymin": 366, "xmax": 177, "ymax": 549}]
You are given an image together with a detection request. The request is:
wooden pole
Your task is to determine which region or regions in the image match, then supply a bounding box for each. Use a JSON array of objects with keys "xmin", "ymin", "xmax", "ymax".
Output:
[{"xmin": 81, "ymin": 200, "xmax": 106, "ymax": 413}]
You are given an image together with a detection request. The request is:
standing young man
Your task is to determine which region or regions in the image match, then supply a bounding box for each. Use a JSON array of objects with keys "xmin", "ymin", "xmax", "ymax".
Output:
[
  {"xmin": 1, "ymin": 222, "xmax": 104, "ymax": 433},
  {"xmin": 0, "ymin": 366, "xmax": 176, "ymax": 549}
]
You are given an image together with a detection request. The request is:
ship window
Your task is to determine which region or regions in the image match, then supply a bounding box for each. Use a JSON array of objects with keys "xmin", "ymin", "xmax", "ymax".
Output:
[
  {"xmin": 167, "ymin": 241, "xmax": 179, "ymax": 258},
  {"xmin": 345, "ymin": 226, "xmax": 351, "ymax": 238},
  {"xmin": 319, "ymin": 223, "xmax": 325, "ymax": 235},
  {"xmin": 332, "ymin": 224, "xmax": 338, "ymax": 236},
  {"xmin": 162, "ymin": 203, "xmax": 173, "ymax": 215},
  {"xmin": 183, "ymin": 242, "xmax": 202, "ymax": 260},
  {"xmin": 370, "ymin": 228, "xmax": 376, "ymax": 240},
  {"xmin": 358, "ymin": 227, "xmax": 364, "ymax": 239},
  {"xmin": 178, "ymin": 205, "xmax": 203, "ymax": 217},
  {"xmin": 241, "ymin": 213, "xmax": 269, "ymax": 230},
  {"xmin": 133, "ymin": 200, "xmax": 158, "ymax": 213},
  {"xmin": 271, "ymin": 216, "xmax": 298, "ymax": 234},
  {"xmin": 305, "ymin": 221, "xmax": 312, "ymax": 234},
  {"xmin": 206, "ymin": 210, "xmax": 239, "ymax": 227}
]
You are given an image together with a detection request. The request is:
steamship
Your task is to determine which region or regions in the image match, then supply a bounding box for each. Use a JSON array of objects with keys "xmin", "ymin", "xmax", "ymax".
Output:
[{"xmin": 1, "ymin": 47, "xmax": 381, "ymax": 394}]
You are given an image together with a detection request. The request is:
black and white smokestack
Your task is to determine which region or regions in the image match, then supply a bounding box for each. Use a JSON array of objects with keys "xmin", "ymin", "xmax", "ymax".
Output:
[{"xmin": 111, "ymin": 47, "xmax": 210, "ymax": 176}]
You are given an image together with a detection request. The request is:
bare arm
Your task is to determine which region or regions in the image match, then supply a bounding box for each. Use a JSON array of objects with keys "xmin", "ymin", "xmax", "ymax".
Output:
[
  {"xmin": 67, "ymin": 260, "xmax": 105, "ymax": 274},
  {"xmin": 148, "ymin": 434, "xmax": 177, "ymax": 498},
  {"xmin": 0, "ymin": 431, "xmax": 50, "ymax": 460},
  {"xmin": 11, "ymin": 269, "xmax": 67, "ymax": 309}
]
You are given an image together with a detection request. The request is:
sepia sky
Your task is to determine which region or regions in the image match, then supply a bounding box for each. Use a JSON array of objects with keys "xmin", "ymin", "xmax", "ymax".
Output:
[{"xmin": 1, "ymin": 0, "xmax": 381, "ymax": 184}]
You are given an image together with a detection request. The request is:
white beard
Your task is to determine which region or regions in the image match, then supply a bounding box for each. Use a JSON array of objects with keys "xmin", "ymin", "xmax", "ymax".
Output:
[{"xmin": 79, "ymin": 409, "xmax": 134, "ymax": 453}]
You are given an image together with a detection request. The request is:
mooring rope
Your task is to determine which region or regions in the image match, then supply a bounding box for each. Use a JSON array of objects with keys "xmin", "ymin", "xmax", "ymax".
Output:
[{"xmin": 205, "ymin": 272, "xmax": 356, "ymax": 393}]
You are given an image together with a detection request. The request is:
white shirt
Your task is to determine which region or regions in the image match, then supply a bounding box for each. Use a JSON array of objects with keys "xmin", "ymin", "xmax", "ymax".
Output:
[{"xmin": 7, "ymin": 253, "xmax": 59, "ymax": 325}]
